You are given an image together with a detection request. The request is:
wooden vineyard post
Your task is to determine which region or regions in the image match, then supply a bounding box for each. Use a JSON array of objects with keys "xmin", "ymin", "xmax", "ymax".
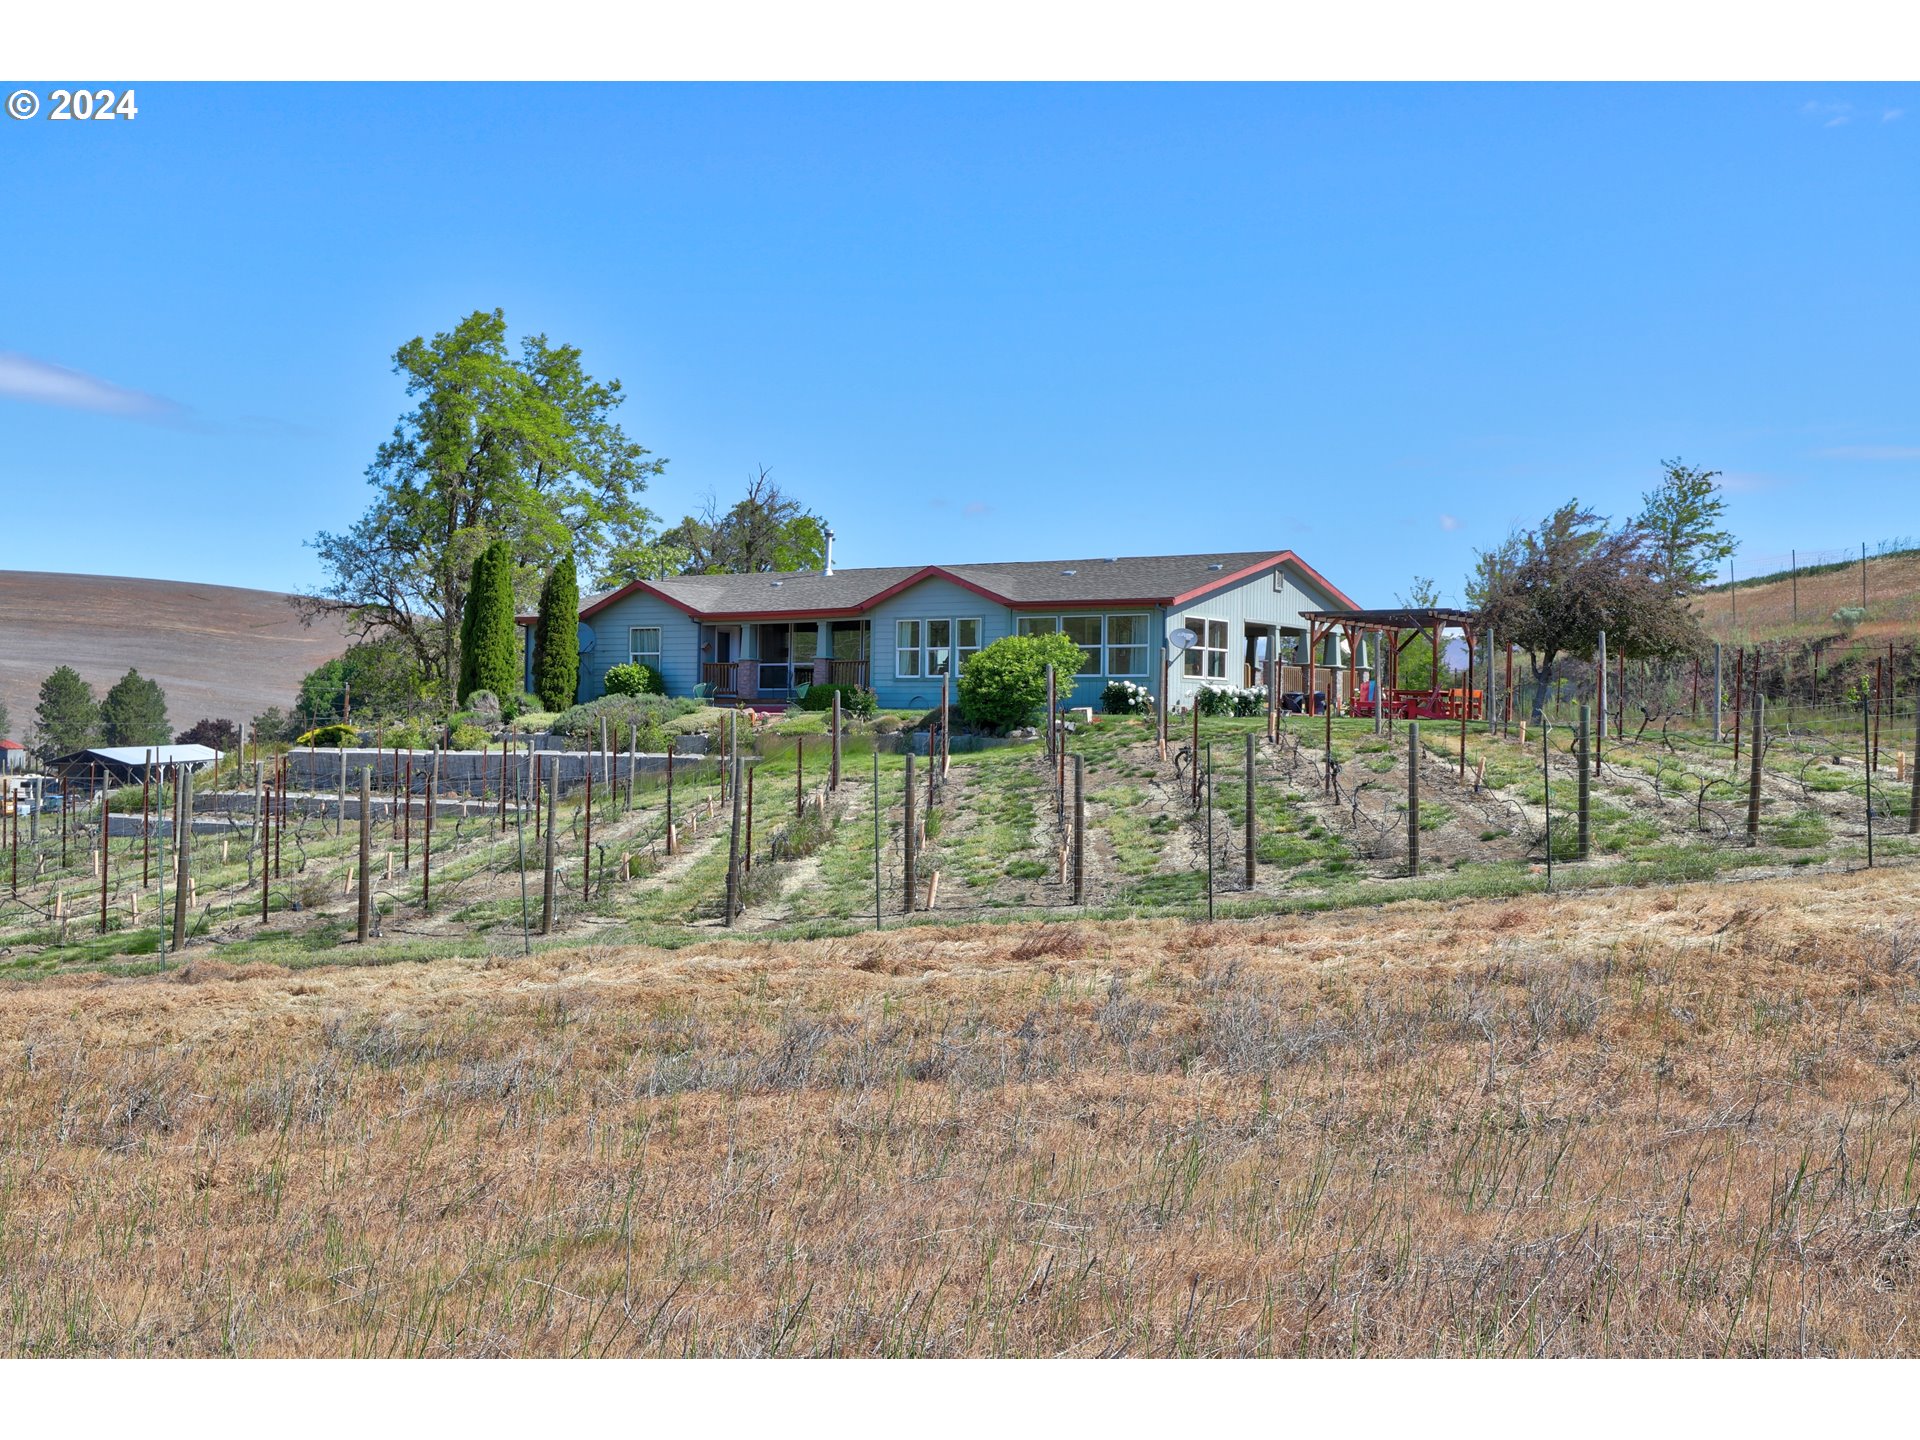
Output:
[
  {"xmin": 583, "ymin": 766, "xmax": 594, "ymax": 903},
  {"xmin": 403, "ymin": 754, "xmax": 413, "ymax": 870},
  {"xmin": 872, "ymin": 748, "xmax": 883, "ymax": 931},
  {"xmin": 795, "ymin": 734, "xmax": 805, "ymax": 817},
  {"xmin": 903, "ymin": 751, "xmax": 917, "ymax": 914},
  {"xmin": 1746, "ymin": 690, "xmax": 1765, "ymax": 846},
  {"xmin": 99, "ymin": 775, "xmax": 110, "ymax": 935},
  {"xmin": 831, "ymin": 690, "xmax": 843, "ymax": 791},
  {"xmin": 141, "ymin": 749, "xmax": 152, "ymax": 887},
  {"xmin": 1576, "ymin": 704, "xmax": 1591, "ymax": 861},
  {"xmin": 1045, "ymin": 665, "xmax": 1057, "ymax": 763},
  {"xmin": 259, "ymin": 767, "xmax": 270, "ymax": 922},
  {"xmin": 423, "ymin": 777, "xmax": 436, "ymax": 913},
  {"xmin": 1865, "ymin": 696, "xmax": 1876, "ymax": 869},
  {"xmin": 1072, "ymin": 753, "xmax": 1086, "ymax": 906},
  {"xmin": 171, "ymin": 768, "xmax": 193, "ymax": 952},
  {"xmin": 1243, "ymin": 731, "xmax": 1256, "ymax": 889},
  {"xmin": 629, "ymin": 722, "xmax": 638, "ymax": 813},
  {"xmin": 1873, "ymin": 658, "xmax": 1884, "ymax": 771},
  {"xmin": 1712, "ymin": 643, "xmax": 1724, "ymax": 744},
  {"xmin": 1157, "ymin": 642, "xmax": 1169, "ymax": 761},
  {"xmin": 724, "ymin": 750, "xmax": 743, "ymax": 926},
  {"xmin": 744, "ymin": 761, "xmax": 755, "ymax": 874},
  {"xmin": 356, "ymin": 768, "xmax": 372, "ymax": 943},
  {"xmin": 337, "ymin": 748, "xmax": 346, "ymax": 837},
  {"xmin": 1267, "ymin": 648, "xmax": 1279, "ymax": 743},
  {"xmin": 941, "ymin": 674, "xmax": 951, "ymax": 778},
  {"xmin": 1204, "ymin": 741, "xmax": 1215, "ymax": 922},
  {"xmin": 1460, "ymin": 629, "xmax": 1471, "ymax": 780},
  {"xmin": 540, "ymin": 770, "xmax": 557, "ymax": 933},
  {"xmin": 1406, "ymin": 721, "xmax": 1420, "ymax": 878},
  {"xmin": 665, "ymin": 750, "xmax": 677, "ymax": 855}
]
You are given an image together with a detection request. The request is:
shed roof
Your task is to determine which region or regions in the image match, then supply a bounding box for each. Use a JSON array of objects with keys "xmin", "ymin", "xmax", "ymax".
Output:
[
  {"xmin": 1301, "ymin": 606, "xmax": 1481, "ymax": 631},
  {"xmin": 549, "ymin": 550, "xmax": 1356, "ymax": 624},
  {"xmin": 50, "ymin": 744, "xmax": 221, "ymax": 768}
]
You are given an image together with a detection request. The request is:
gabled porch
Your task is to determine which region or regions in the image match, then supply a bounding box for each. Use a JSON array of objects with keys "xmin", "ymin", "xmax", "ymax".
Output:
[{"xmin": 697, "ymin": 617, "xmax": 872, "ymax": 702}]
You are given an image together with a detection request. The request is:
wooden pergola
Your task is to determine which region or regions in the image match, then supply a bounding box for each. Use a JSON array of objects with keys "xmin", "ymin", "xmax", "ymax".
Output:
[{"xmin": 1299, "ymin": 606, "xmax": 1488, "ymax": 721}]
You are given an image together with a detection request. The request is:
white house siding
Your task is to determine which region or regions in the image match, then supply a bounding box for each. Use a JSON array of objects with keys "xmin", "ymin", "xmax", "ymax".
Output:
[{"xmin": 1158, "ymin": 560, "xmax": 1354, "ymax": 710}]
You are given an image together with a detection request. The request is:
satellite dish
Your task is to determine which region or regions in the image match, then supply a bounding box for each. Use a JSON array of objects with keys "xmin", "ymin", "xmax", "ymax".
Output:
[
  {"xmin": 1170, "ymin": 627, "xmax": 1199, "ymax": 651},
  {"xmin": 577, "ymin": 622, "xmax": 596, "ymax": 655}
]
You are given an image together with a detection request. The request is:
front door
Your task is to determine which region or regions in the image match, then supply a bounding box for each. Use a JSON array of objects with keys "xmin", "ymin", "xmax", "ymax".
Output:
[{"xmin": 756, "ymin": 623, "xmax": 792, "ymax": 695}]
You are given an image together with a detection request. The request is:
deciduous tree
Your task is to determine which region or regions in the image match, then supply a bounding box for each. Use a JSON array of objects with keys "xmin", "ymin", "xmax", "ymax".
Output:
[
  {"xmin": 299, "ymin": 309, "xmax": 671, "ymax": 699},
  {"xmin": 1473, "ymin": 501, "xmax": 1704, "ymax": 719},
  {"xmin": 1636, "ymin": 459, "xmax": 1734, "ymax": 593},
  {"xmin": 656, "ymin": 468, "xmax": 828, "ymax": 576}
]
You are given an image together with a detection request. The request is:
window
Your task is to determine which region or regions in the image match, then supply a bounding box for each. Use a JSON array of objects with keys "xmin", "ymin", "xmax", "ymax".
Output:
[
  {"xmin": 956, "ymin": 618, "xmax": 982, "ymax": 671},
  {"xmin": 1062, "ymin": 615, "xmax": 1103, "ymax": 675},
  {"xmin": 895, "ymin": 619, "xmax": 923, "ymax": 678},
  {"xmin": 1016, "ymin": 615, "xmax": 1057, "ymax": 637},
  {"xmin": 927, "ymin": 619, "xmax": 952, "ymax": 676},
  {"xmin": 1182, "ymin": 617, "xmax": 1228, "ymax": 678},
  {"xmin": 1106, "ymin": 614, "xmax": 1147, "ymax": 676},
  {"xmin": 629, "ymin": 626, "xmax": 662, "ymax": 673}
]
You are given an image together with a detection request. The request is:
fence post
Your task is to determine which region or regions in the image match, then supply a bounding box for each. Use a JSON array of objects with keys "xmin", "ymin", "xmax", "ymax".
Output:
[
  {"xmin": 831, "ymin": 690, "xmax": 842, "ymax": 791},
  {"xmin": 1576, "ymin": 704, "xmax": 1591, "ymax": 861},
  {"xmin": 424, "ymin": 776, "xmax": 436, "ymax": 914},
  {"xmin": 1594, "ymin": 631, "xmax": 1607, "ymax": 773},
  {"xmin": 1406, "ymin": 721, "xmax": 1420, "ymax": 877},
  {"xmin": 356, "ymin": 767, "xmax": 372, "ymax": 943},
  {"xmin": 724, "ymin": 749, "xmax": 743, "ymax": 925},
  {"xmin": 1746, "ymin": 690, "xmax": 1764, "ymax": 846},
  {"xmin": 1541, "ymin": 717, "xmax": 1552, "ymax": 892},
  {"xmin": 539, "ymin": 769, "xmax": 557, "ymax": 932},
  {"xmin": 1205, "ymin": 740, "xmax": 1215, "ymax": 921},
  {"xmin": 795, "ymin": 734, "xmax": 805, "ymax": 817},
  {"xmin": 1157, "ymin": 643, "xmax": 1169, "ymax": 760},
  {"xmin": 258, "ymin": 766, "xmax": 269, "ymax": 922},
  {"xmin": 1865, "ymin": 696, "xmax": 1875, "ymax": 869},
  {"xmin": 744, "ymin": 761, "xmax": 755, "ymax": 873},
  {"xmin": 872, "ymin": 748, "xmax": 883, "ymax": 931},
  {"xmin": 1909, "ymin": 692, "xmax": 1920, "ymax": 835},
  {"xmin": 665, "ymin": 749, "xmax": 677, "ymax": 855},
  {"xmin": 172, "ymin": 769, "xmax": 193, "ymax": 951},
  {"xmin": 1243, "ymin": 731, "xmax": 1256, "ymax": 888},
  {"xmin": 1071, "ymin": 753, "xmax": 1086, "ymax": 905},
  {"xmin": 583, "ymin": 765, "xmax": 594, "ymax": 902},
  {"xmin": 903, "ymin": 751, "xmax": 917, "ymax": 913},
  {"xmin": 1712, "ymin": 642, "xmax": 1723, "ymax": 743}
]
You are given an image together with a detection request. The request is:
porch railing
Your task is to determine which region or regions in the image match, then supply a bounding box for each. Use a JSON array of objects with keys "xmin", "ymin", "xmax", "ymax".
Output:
[
  {"xmin": 821, "ymin": 658, "xmax": 869, "ymax": 688},
  {"xmin": 702, "ymin": 662, "xmax": 740, "ymax": 696}
]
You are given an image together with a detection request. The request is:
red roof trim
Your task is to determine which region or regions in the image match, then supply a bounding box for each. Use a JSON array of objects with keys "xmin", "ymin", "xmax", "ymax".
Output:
[
  {"xmin": 1169, "ymin": 551, "xmax": 1359, "ymax": 610},
  {"xmin": 561, "ymin": 553, "xmax": 1357, "ymax": 623}
]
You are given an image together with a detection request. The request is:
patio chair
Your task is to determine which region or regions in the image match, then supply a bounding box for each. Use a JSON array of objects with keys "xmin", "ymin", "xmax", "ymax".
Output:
[{"xmin": 691, "ymin": 682, "xmax": 714, "ymax": 703}]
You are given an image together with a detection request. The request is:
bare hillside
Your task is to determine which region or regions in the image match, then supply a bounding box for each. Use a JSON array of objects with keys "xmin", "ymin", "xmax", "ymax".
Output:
[
  {"xmin": 0, "ymin": 570, "xmax": 351, "ymax": 743},
  {"xmin": 1696, "ymin": 549, "xmax": 1920, "ymax": 645}
]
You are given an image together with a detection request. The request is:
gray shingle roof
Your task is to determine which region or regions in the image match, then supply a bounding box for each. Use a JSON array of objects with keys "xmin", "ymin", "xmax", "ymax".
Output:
[{"xmin": 571, "ymin": 551, "xmax": 1332, "ymax": 619}]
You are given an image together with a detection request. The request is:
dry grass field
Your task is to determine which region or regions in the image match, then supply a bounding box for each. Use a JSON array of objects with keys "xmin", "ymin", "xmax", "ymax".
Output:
[
  {"xmin": 1697, "ymin": 550, "xmax": 1920, "ymax": 646},
  {"xmin": 3, "ymin": 867, "xmax": 1918, "ymax": 1356},
  {"xmin": 0, "ymin": 570, "xmax": 350, "ymax": 740}
]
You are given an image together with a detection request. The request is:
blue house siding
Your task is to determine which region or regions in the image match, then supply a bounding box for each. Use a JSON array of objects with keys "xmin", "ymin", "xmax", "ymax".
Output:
[{"xmin": 553, "ymin": 555, "xmax": 1359, "ymax": 715}]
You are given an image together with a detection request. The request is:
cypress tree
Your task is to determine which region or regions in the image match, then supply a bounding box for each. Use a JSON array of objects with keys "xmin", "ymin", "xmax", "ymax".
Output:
[
  {"xmin": 532, "ymin": 553, "xmax": 581, "ymax": 712},
  {"xmin": 458, "ymin": 540, "xmax": 521, "ymax": 704}
]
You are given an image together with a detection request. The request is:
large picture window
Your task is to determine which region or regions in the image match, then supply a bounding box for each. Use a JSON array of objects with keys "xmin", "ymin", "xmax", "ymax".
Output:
[
  {"xmin": 1015, "ymin": 612, "xmax": 1150, "ymax": 676},
  {"xmin": 629, "ymin": 626, "xmax": 662, "ymax": 672},
  {"xmin": 895, "ymin": 619, "xmax": 923, "ymax": 678},
  {"xmin": 1182, "ymin": 617, "xmax": 1228, "ymax": 679},
  {"xmin": 956, "ymin": 618, "xmax": 982, "ymax": 672}
]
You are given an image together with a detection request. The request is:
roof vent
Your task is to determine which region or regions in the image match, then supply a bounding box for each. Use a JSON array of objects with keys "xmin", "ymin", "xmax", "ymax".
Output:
[
  {"xmin": 1104, "ymin": 557, "xmax": 1117, "ymax": 563},
  {"xmin": 770, "ymin": 580, "xmax": 783, "ymax": 587},
  {"xmin": 1061, "ymin": 568, "xmax": 1077, "ymax": 576},
  {"xmin": 1207, "ymin": 563, "xmax": 1224, "ymax": 571}
]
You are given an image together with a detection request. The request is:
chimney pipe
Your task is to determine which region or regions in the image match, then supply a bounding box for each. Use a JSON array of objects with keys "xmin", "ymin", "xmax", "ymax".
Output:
[{"xmin": 824, "ymin": 527, "xmax": 835, "ymax": 576}]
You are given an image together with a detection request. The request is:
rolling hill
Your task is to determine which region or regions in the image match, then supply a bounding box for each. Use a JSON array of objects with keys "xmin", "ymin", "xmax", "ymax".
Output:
[
  {"xmin": 0, "ymin": 571, "xmax": 352, "ymax": 747},
  {"xmin": 1694, "ymin": 547, "xmax": 1920, "ymax": 646}
]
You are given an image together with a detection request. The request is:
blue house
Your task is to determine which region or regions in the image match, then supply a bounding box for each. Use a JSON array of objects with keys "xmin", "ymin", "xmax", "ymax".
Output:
[{"xmin": 521, "ymin": 549, "xmax": 1361, "ymax": 713}]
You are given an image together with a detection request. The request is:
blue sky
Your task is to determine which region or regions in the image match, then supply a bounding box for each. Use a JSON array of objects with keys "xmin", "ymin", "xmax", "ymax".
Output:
[{"xmin": 2, "ymin": 82, "xmax": 1915, "ymax": 605}]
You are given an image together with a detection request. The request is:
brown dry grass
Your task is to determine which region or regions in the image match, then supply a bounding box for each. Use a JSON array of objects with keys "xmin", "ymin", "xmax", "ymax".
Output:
[
  {"xmin": 3, "ymin": 868, "xmax": 1919, "ymax": 1356},
  {"xmin": 1696, "ymin": 550, "xmax": 1920, "ymax": 644}
]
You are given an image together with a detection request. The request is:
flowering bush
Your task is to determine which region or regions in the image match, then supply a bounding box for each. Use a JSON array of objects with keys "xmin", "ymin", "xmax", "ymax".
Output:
[
  {"xmin": 1100, "ymin": 680, "xmax": 1154, "ymax": 715},
  {"xmin": 1193, "ymin": 684, "xmax": 1266, "ymax": 718}
]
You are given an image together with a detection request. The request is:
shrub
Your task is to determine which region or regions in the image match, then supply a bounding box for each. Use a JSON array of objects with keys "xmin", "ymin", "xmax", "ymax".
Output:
[
  {"xmin": 1100, "ymin": 680, "xmax": 1154, "ymax": 716},
  {"xmin": 958, "ymin": 633, "xmax": 1087, "ymax": 733},
  {"xmin": 1833, "ymin": 605, "xmax": 1868, "ymax": 636},
  {"xmin": 797, "ymin": 682, "xmax": 878, "ymax": 718},
  {"xmin": 510, "ymin": 710, "xmax": 558, "ymax": 734},
  {"xmin": 551, "ymin": 693, "xmax": 697, "ymax": 751},
  {"xmin": 448, "ymin": 722, "xmax": 491, "ymax": 751},
  {"xmin": 383, "ymin": 723, "xmax": 432, "ymax": 750},
  {"xmin": 1193, "ymin": 685, "xmax": 1265, "ymax": 718},
  {"xmin": 294, "ymin": 723, "xmax": 358, "ymax": 748},
  {"xmin": 603, "ymin": 662, "xmax": 666, "ymax": 698}
]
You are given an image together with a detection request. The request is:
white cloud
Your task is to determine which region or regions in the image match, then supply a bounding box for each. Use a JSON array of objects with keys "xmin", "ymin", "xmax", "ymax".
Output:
[
  {"xmin": 1800, "ymin": 100, "xmax": 1853, "ymax": 127},
  {"xmin": 0, "ymin": 351, "xmax": 184, "ymax": 421},
  {"xmin": 1439, "ymin": 514, "xmax": 1460, "ymax": 531},
  {"xmin": 1816, "ymin": 445, "xmax": 1920, "ymax": 461},
  {"xmin": 1885, "ymin": 109, "xmax": 1905, "ymax": 123}
]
